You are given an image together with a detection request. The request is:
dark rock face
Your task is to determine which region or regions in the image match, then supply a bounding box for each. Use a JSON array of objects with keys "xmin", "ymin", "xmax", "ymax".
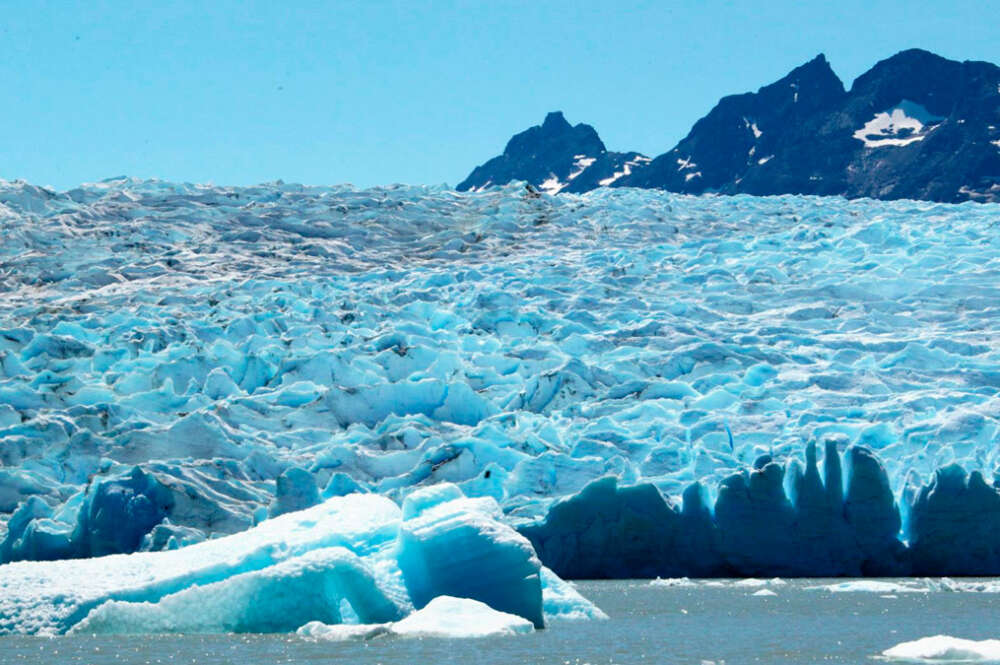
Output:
[
  {"xmin": 457, "ymin": 111, "xmax": 651, "ymax": 195},
  {"xmin": 521, "ymin": 442, "xmax": 1000, "ymax": 579},
  {"xmin": 624, "ymin": 54, "xmax": 849, "ymax": 197},
  {"xmin": 460, "ymin": 50, "xmax": 1000, "ymax": 203}
]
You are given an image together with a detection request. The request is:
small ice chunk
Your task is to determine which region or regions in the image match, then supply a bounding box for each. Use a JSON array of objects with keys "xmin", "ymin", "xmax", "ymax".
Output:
[
  {"xmin": 298, "ymin": 596, "xmax": 534, "ymax": 640},
  {"xmin": 296, "ymin": 621, "xmax": 390, "ymax": 641},
  {"xmin": 650, "ymin": 577, "xmax": 698, "ymax": 588},
  {"xmin": 390, "ymin": 596, "xmax": 534, "ymax": 638},
  {"xmin": 882, "ymin": 635, "xmax": 1000, "ymax": 662},
  {"xmin": 732, "ymin": 578, "xmax": 769, "ymax": 588},
  {"xmin": 807, "ymin": 580, "xmax": 927, "ymax": 593}
]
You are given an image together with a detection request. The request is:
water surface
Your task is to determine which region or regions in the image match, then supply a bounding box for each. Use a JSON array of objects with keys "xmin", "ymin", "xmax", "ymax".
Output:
[{"xmin": 2, "ymin": 579, "xmax": 995, "ymax": 664}]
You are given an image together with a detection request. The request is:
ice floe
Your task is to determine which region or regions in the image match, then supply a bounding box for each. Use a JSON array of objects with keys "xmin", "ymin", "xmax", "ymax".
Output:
[{"xmin": 882, "ymin": 636, "xmax": 1000, "ymax": 662}]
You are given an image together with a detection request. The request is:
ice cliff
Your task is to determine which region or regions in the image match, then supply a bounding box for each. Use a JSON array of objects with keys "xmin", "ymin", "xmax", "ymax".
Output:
[{"xmin": 0, "ymin": 177, "xmax": 997, "ymax": 578}]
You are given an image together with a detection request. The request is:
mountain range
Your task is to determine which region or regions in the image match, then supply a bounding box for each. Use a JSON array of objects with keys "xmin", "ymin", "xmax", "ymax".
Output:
[{"xmin": 458, "ymin": 49, "xmax": 1000, "ymax": 203}]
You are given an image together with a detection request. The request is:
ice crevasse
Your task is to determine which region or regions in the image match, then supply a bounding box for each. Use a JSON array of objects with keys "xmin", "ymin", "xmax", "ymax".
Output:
[{"xmin": 0, "ymin": 484, "xmax": 605, "ymax": 636}]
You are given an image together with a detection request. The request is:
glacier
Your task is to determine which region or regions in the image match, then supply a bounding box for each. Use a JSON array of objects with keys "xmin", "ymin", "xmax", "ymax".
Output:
[{"xmin": 0, "ymin": 177, "xmax": 997, "ymax": 586}]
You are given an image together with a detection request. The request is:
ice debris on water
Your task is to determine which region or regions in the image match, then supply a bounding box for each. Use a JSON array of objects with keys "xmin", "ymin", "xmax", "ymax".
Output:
[
  {"xmin": 0, "ymin": 178, "xmax": 997, "ymax": 575},
  {"xmin": 882, "ymin": 636, "xmax": 1000, "ymax": 662},
  {"xmin": 298, "ymin": 595, "xmax": 535, "ymax": 641},
  {"xmin": 0, "ymin": 484, "xmax": 602, "ymax": 635}
]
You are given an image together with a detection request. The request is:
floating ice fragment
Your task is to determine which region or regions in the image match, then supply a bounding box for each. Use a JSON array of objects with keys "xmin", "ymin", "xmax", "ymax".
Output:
[
  {"xmin": 391, "ymin": 596, "xmax": 535, "ymax": 638},
  {"xmin": 296, "ymin": 596, "xmax": 534, "ymax": 641},
  {"xmin": 882, "ymin": 635, "xmax": 1000, "ymax": 662}
]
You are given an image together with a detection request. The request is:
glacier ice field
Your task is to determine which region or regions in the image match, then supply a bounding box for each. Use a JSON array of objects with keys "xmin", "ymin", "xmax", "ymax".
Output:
[{"xmin": 0, "ymin": 177, "xmax": 998, "ymax": 629}]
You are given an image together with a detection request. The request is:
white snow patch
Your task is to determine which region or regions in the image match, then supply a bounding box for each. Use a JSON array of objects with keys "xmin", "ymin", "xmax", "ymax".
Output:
[
  {"xmin": 684, "ymin": 171, "xmax": 702, "ymax": 182},
  {"xmin": 757, "ymin": 155, "xmax": 774, "ymax": 165},
  {"xmin": 752, "ymin": 589, "xmax": 777, "ymax": 597},
  {"xmin": 598, "ymin": 156, "xmax": 650, "ymax": 186},
  {"xmin": 677, "ymin": 156, "xmax": 697, "ymax": 171},
  {"xmin": 743, "ymin": 118, "xmax": 763, "ymax": 139},
  {"xmin": 882, "ymin": 635, "xmax": 1000, "ymax": 662},
  {"xmin": 853, "ymin": 100, "xmax": 944, "ymax": 148},
  {"xmin": 539, "ymin": 174, "xmax": 565, "ymax": 195},
  {"xmin": 567, "ymin": 156, "xmax": 596, "ymax": 181},
  {"xmin": 991, "ymin": 139, "xmax": 1000, "ymax": 149}
]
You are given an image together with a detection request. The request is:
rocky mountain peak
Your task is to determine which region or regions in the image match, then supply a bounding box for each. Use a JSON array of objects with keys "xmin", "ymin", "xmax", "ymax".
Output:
[{"xmin": 459, "ymin": 50, "xmax": 1000, "ymax": 203}]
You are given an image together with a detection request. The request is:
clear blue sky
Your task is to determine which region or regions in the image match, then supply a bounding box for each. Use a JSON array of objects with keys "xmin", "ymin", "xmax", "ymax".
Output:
[{"xmin": 4, "ymin": 1, "xmax": 998, "ymax": 190}]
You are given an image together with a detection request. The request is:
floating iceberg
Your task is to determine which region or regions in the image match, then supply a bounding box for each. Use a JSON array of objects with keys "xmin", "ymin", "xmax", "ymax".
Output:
[
  {"xmin": 882, "ymin": 636, "xmax": 1000, "ymax": 662},
  {"xmin": 0, "ymin": 485, "xmax": 602, "ymax": 635},
  {"xmin": 809, "ymin": 580, "xmax": 928, "ymax": 594},
  {"xmin": 297, "ymin": 596, "xmax": 534, "ymax": 641}
]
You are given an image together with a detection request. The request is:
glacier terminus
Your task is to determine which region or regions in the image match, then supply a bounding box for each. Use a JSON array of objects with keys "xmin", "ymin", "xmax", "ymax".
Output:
[{"xmin": 0, "ymin": 177, "xmax": 998, "ymax": 635}]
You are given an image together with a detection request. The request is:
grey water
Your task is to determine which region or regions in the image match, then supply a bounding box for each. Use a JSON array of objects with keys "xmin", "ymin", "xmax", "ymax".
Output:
[{"xmin": 2, "ymin": 579, "xmax": 996, "ymax": 664}]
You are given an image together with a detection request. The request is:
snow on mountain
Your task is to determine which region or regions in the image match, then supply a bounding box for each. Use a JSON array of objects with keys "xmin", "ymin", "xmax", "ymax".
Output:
[
  {"xmin": 852, "ymin": 100, "xmax": 944, "ymax": 148},
  {"xmin": 457, "ymin": 111, "xmax": 650, "ymax": 194},
  {"xmin": 459, "ymin": 50, "xmax": 1000, "ymax": 203}
]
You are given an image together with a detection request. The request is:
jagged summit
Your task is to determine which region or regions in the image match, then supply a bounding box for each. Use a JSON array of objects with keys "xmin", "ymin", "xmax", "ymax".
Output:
[
  {"xmin": 459, "ymin": 49, "xmax": 1000, "ymax": 203},
  {"xmin": 457, "ymin": 111, "xmax": 649, "ymax": 195}
]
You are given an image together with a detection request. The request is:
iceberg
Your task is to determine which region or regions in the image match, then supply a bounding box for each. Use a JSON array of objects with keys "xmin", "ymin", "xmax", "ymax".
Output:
[
  {"xmin": 297, "ymin": 596, "xmax": 534, "ymax": 641},
  {"xmin": 0, "ymin": 485, "xmax": 602, "ymax": 635},
  {"xmin": 882, "ymin": 636, "xmax": 1000, "ymax": 662},
  {"xmin": 396, "ymin": 484, "xmax": 546, "ymax": 629},
  {"xmin": 389, "ymin": 595, "xmax": 534, "ymax": 638}
]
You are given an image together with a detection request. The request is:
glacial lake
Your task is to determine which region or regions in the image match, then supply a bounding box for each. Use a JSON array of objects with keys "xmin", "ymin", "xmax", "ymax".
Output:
[{"xmin": 2, "ymin": 579, "xmax": 996, "ymax": 664}]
